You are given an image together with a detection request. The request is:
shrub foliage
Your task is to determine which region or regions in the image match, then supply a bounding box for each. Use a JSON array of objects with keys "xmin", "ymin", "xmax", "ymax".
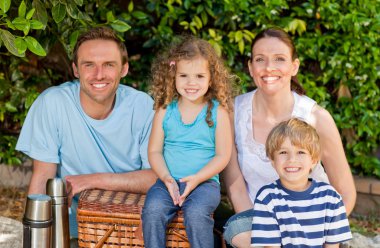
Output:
[{"xmin": 0, "ymin": 0, "xmax": 379, "ymax": 177}]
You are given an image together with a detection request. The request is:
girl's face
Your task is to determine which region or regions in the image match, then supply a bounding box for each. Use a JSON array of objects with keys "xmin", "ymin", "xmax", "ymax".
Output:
[
  {"xmin": 271, "ymin": 138, "xmax": 317, "ymax": 191},
  {"xmin": 248, "ymin": 37, "xmax": 299, "ymax": 95},
  {"xmin": 175, "ymin": 57, "xmax": 210, "ymax": 104}
]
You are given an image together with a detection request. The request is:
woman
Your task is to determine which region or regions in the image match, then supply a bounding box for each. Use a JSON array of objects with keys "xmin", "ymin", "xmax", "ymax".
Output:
[{"xmin": 222, "ymin": 27, "xmax": 356, "ymax": 247}]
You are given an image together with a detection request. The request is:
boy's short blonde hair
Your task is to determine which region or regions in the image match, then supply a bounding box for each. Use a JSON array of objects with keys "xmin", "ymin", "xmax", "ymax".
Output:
[{"xmin": 266, "ymin": 118, "xmax": 321, "ymax": 162}]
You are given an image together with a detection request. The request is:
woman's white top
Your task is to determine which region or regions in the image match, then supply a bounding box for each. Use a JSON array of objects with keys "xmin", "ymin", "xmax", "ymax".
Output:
[{"xmin": 234, "ymin": 90, "xmax": 329, "ymax": 203}]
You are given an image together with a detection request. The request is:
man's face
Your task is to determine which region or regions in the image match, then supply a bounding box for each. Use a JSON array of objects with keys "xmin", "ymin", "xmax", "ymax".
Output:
[{"xmin": 72, "ymin": 39, "xmax": 128, "ymax": 109}]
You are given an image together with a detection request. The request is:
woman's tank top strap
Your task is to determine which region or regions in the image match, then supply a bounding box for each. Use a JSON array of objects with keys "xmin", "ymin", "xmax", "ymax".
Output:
[{"xmin": 291, "ymin": 91, "xmax": 316, "ymax": 123}]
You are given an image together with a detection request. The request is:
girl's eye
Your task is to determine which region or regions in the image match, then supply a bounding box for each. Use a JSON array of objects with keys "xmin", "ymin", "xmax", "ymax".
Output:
[
  {"xmin": 297, "ymin": 150, "xmax": 306, "ymax": 154},
  {"xmin": 197, "ymin": 75, "xmax": 204, "ymax": 78}
]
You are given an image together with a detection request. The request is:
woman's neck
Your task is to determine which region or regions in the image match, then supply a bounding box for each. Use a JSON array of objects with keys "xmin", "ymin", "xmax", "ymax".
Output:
[{"xmin": 254, "ymin": 89, "xmax": 294, "ymax": 122}]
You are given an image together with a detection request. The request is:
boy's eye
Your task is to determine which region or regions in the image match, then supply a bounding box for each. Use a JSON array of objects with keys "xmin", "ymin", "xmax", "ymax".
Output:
[
  {"xmin": 197, "ymin": 75, "xmax": 204, "ymax": 78},
  {"xmin": 279, "ymin": 151, "xmax": 287, "ymax": 155}
]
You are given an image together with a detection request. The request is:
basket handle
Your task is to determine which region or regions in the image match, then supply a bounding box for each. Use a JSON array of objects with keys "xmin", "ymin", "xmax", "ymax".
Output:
[
  {"xmin": 167, "ymin": 228, "xmax": 189, "ymax": 242},
  {"xmin": 95, "ymin": 224, "xmax": 115, "ymax": 248}
]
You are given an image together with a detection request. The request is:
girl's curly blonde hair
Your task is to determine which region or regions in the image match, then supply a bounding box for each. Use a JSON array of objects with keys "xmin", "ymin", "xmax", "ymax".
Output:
[{"xmin": 150, "ymin": 35, "xmax": 234, "ymax": 127}]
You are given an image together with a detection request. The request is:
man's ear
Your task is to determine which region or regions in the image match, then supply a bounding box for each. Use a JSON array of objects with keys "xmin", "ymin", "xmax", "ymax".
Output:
[
  {"xmin": 72, "ymin": 62, "xmax": 79, "ymax": 78},
  {"xmin": 121, "ymin": 63, "xmax": 129, "ymax": 77}
]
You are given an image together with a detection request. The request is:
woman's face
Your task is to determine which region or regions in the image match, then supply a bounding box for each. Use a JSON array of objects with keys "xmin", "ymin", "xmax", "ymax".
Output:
[{"xmin": 248, "ymin": 37, "xmax": 299, "ymax": 95}]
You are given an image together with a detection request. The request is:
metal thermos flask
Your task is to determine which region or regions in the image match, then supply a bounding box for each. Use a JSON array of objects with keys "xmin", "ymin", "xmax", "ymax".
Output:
[
  {"xmin": 46, "ymin": 178, "xmax": 70, "ymax": 248},
  {"xmin": 23, "ymin": 194, "xmax": 52, "ymax": 248}
]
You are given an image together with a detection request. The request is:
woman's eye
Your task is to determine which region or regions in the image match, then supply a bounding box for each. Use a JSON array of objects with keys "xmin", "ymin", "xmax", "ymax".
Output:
[
  {"xmin": 255, "ymin": 58, "xmax": 264, "ymax": 62},
  {"xmin": 275, "ymin": 57, "xmax": 286, "ymax": 62}
]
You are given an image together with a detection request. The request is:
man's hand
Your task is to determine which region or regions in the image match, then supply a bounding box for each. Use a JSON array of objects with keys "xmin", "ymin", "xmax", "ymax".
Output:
[
  {"xmin": 163, "ymin": 176, "xmax": 180, "ymax": 205},
  {"xmin": 178, "ymin": 175, "xmax": 201, "ymax": 207},
  {"xmin": 65, "ymin": 174, "xmax": 95, "ymax": 206}
]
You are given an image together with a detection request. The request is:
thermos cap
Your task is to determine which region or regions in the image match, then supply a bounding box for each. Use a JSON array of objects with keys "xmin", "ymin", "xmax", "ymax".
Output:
[
  {"xmin": 24, "ymin": 194, "xmax": 52, "ymax": 221},
  {"xmin": 46, "ymin": 178, "xmax": 67, "ymax": 197}
]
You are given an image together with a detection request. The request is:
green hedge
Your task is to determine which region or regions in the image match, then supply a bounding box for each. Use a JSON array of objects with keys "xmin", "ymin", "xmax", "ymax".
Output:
[{"xmin": 0, "ymin": 0, "xmax": 379, "ymax": 177}]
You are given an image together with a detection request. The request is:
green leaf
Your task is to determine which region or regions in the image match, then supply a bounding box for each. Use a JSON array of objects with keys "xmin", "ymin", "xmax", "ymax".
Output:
[
  {"xmin": 0, "ymin": 0, "xmax": 11, "ymax": 13},
  {"xmin": 6, "ymin": 19, "xmax": 16, "ymax": 30},
  {"xmin": 193, "ymin": 16, "xmax": 202, "ymax": 29},
  {"xmin": 19, "ymin": 1, "xmax": 27, "ymax": 18},
  {"xmin": 128, "ymin": 1, "xmax": 134, "ymax": 12},
  {"xmin": 209, "ymin": 29, "xmax": 216, "ymax": 38},
  {"xmin": 132, "ymin": 11, "xmax": 148, "ymax": 20},
  {"xmin": 15, "ymin": 37, "xmax": 27, "ymax": 55},
  {"xmin": 32, "ymin": 0, "xmax": 48, "ymax": 27},
  {"xmin": 30, "ymin": 19, "xmax": 44, "ymax": 29},
  {"xmin": 26, "ymin": 8, "xmax": 35, "ymax": 20},
  {"xmin": 238, "ymin": 39, "xmax": 244, "ymax": 54},
  {"xmin": 5, "ymin": 102, "xmax": 17, "ymax": 112},
  {"xmin": 235, "ymin": 30, "xmax": 243, "ymax": 42},
  {"xmin": 0, "ymin": 29, "xmax": 24, "ymax": 57},
  {"xmin": 12, "ymin": 17, "xmax": 30, "ymax": 35},
  {"xmin": 25, "ymin": 36, "xmax": 46, "ymax": 56},
  {"xmin": 69, "ymin": 30, "xmax": 80, "ymax": 50},
  {"xmin": 66, "ymin": 2, "xmax": 79, "ymax": 19},
  {"xmin": 106, "ymin": 11, "xmax": 115, "ymax": 22},
  {"xmin": 111, "ymin": 20, "xmax": 131, "ymax": 32},
  {"xmin": 73, "ymin": 0, "xmax": 83, "ymax": 6},
  {"xmin": 52, "ymin": 3, "xmax": 66, "ymax": 23}
]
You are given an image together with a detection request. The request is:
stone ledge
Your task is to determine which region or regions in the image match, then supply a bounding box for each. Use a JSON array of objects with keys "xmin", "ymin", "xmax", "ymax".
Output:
[{"xmin": 354, "ymin": 175, "xmax": 380, "ymax": 196}]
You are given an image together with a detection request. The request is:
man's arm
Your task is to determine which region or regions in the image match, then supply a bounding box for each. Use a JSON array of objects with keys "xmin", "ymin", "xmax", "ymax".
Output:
[
  {"xmin": 65, "ymin": 170, "xmax": 157, "ymax": 203},
  {"xmin": 28, "ymin": 160, "xmax": 57, "ymax": 194}
]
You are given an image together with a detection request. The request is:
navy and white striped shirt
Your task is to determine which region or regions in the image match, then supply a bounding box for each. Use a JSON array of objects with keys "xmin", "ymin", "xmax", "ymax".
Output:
[{"xmin": 251, "ymin": 179, "xmax": 352, "ymax": 247}]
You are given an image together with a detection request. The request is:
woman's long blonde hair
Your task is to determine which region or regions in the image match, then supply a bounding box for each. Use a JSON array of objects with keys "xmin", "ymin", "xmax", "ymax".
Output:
[{"xmin": 150, "ymin": 35, "xmax": 234, "ymax": 127}]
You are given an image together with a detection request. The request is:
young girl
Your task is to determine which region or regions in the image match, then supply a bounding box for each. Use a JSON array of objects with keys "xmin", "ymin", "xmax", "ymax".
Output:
[{"xmin": 142, "ymin": 36, "xmax": 234, "ymax": 247}]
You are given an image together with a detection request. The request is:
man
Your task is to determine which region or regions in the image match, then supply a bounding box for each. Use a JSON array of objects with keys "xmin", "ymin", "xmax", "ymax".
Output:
[{"xmin": 16, "ymin": 27, "xmax": 157, "ymax": 237}]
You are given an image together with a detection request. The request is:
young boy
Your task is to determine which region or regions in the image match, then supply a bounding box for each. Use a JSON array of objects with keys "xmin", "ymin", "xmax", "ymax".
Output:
[{"xmin": 251, "ymin": 118, "xmax": 352, "ymax": 248}]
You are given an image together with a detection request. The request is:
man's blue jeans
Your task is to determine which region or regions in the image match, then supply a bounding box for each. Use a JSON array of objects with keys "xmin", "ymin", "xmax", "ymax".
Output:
[{"xmin": 142, "ymin": 179, "xmax": 220, "ymax": 248}]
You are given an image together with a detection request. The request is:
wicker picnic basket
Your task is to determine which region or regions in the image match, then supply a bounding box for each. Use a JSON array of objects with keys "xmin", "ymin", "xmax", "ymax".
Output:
[{"xmin": 77, "ymin": 189, "xmax": 189, "ymax": 247}]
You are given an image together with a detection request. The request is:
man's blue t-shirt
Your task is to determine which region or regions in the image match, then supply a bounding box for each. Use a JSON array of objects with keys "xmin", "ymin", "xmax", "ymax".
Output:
[{"xmin": 16, "ymin": 80, "xmax": 154, "ymax": 236}]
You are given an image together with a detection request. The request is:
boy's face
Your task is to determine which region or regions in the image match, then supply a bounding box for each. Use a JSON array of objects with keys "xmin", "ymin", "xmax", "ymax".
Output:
[{"xmin": 271, "ymin": 138, "xmax": 317, "ymax": 191}]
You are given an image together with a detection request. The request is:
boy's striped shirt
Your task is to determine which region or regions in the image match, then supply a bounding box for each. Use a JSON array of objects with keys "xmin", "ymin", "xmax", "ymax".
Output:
[{"xmin": 251, "ymin": 179, "xmax": 352, "ymax": 248}]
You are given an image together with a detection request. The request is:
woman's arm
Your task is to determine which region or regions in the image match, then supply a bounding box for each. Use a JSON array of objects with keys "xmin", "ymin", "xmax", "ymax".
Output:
[
  {"xmin": 179, "ymin": 107, "xmax": 232, "ymax": 204},
  {"xmin": 221, "ymin": 112, "xmax": 253, "ymax": 213},
  {"xmin": 312, "ymin": 105, "xmax": 356, "ymax": 214}
]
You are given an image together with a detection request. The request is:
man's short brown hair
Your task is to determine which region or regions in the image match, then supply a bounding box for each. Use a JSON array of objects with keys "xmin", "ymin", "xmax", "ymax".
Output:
[
  {"xmin": 266, "ymin": 118, "xmax": 321, "ymax": 162},
  {"xmin": 72, "ymin": 27, "xmax": 128, "ymax": 65}
]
